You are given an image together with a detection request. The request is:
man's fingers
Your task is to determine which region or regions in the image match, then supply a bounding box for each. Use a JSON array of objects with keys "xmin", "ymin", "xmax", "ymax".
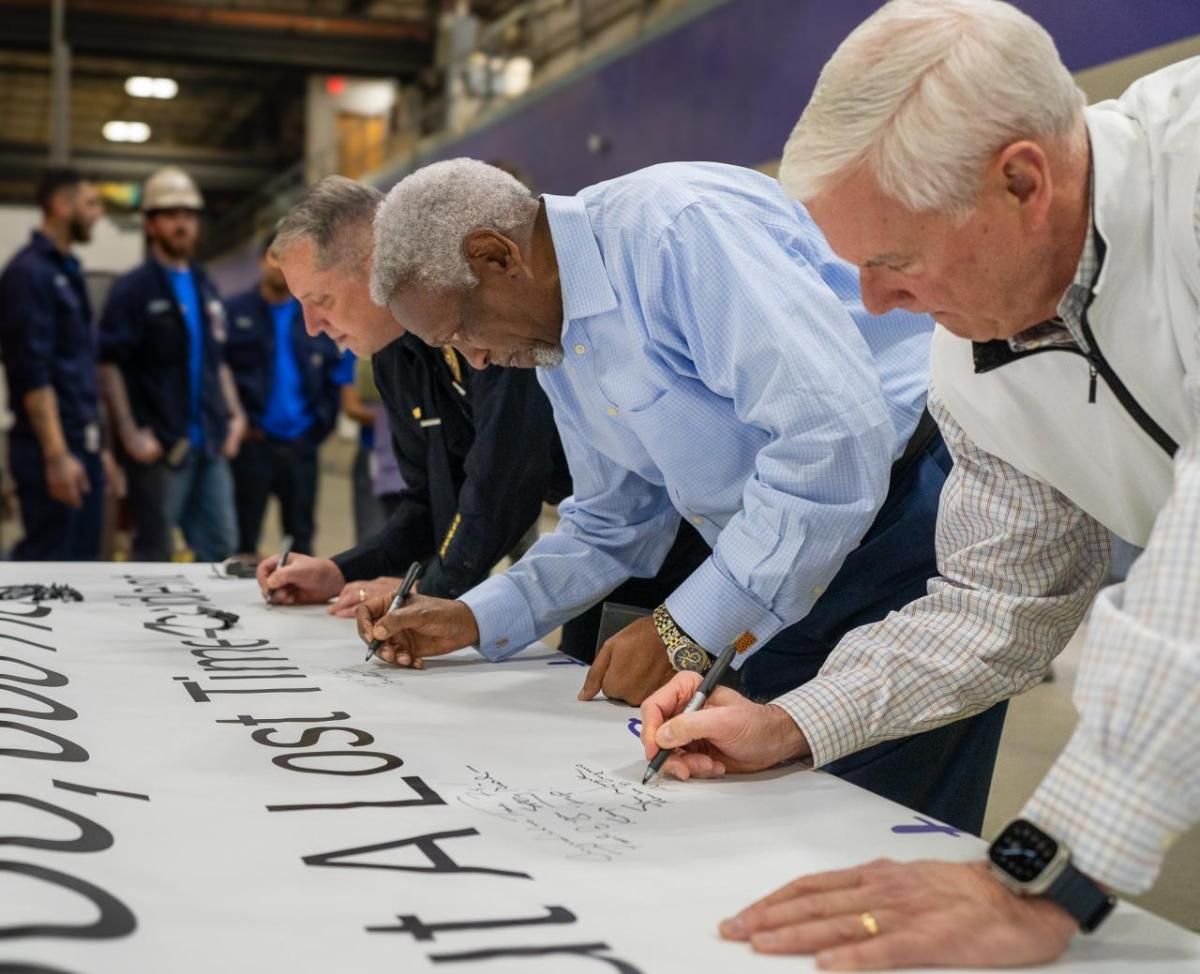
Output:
[
  {"xmin": 656, "ymin": 705, "xmax": 738, "ymax": 750},
  {"xmin": 749, "ymin": 911, "xmax": 898, "ymax": 957},
  {"xmin": 662, "ymin": 750, "xmax": 725, "ymax": 780},
  {"xmin": 578, "ymin": 642, "xmax": 614, "ymax": 701},
  {"xmin": 752, "ymin": 866, "xmax": 869, "ymax": 910},
  {"xmin": 815, "ymin": 930, "xmax": 929, "ymax": 971},
  {"xmin": 640, "ymin": 671, "xmax": 703, "ymax": 755},
  {"xmin": 730, "ymin": 888, "xmax": 877, "ymax": 941}
]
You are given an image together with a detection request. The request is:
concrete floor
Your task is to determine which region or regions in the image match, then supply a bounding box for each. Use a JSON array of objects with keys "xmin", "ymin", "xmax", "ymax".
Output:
[{"xmin": 174, "ymin": 433, "xmax": 1200, "ymax": 932}]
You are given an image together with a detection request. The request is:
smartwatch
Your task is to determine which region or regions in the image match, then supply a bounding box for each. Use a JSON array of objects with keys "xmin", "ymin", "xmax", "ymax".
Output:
[{"xmin": 987, "ymin": 818, "xmax": 1116, "ymax": 933}]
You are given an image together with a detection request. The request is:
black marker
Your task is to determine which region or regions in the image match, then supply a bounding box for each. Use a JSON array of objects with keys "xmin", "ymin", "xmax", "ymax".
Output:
[
  {"xmin": 643, "ymin": 641, "xmax": 738, "ymax": 785},
  {"xmin": 267, "ymin": 535, "xmax": 294, "ymax": 606},
  {"xmin": 365, "ymin": 561, "xmax": 422, "ymax": 662}
]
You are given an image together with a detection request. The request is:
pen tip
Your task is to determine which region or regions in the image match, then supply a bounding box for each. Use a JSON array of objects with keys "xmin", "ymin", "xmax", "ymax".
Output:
[{"xmin": 642, "ymin": 768, "xmax": 654, "ymax": 786}]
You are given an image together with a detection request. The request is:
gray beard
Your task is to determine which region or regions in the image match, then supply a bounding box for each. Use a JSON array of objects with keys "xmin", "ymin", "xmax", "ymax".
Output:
[{"xmin": 532, "ymin": 343, "xmax": 564, "ymax": 369}]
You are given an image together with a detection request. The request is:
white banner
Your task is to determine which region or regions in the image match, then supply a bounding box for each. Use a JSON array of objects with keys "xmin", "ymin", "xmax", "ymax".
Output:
[{"xmin": 1, "ymin": 565, "xmax": 1196, "ymax": 973}]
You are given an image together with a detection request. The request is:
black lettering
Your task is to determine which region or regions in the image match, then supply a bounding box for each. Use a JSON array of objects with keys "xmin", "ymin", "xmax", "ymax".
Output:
[
  {"xmin": 368, "ymin": 905, "xmax": 575, "ymax": 942},
  {"xmin": 252, "ymin": 726, "xmax": 374, "ymax": 749},
  {"xmin": 430, "ymin": 942, "xmax": 642, "ymax": 972},
  {"xmin": 268, "ymin": 775, "xmax": 445, "ymax": 812},
  {"xmin": 0, "ymin": 657, "xmax": 67, "ymax": 688},
  {"xmin": 216, "ymin": 711, "xmax": 350, "ymax": 726},
  {"xmin": 53, "ymin": 780, "xmax": 150, "ymax": 802},
  {"xmin": 183, "ymin": 638, "xmax": 270, "ymax": 649},
  {"xmin": 0, "ymin": 721, "xmax": 88, "ymax": 762},
  {"xmin": 0, "ymin": 633, "xmax": 56, "ymax": 653},
  {"xmin": 0, "ymin": 604, "xmax": 52, "ymax": 618},
  {"xmin": 304, "ymin": 828, "xmax": 530, "ymax": 879},
  {"xmin": 173, "ymin": 678, "xmax": 320, "ymax": 702},
  {"xmin": 0, "ymin": 684, "xmax": 77, "ymax": 721},
  {"xmin": 0, "ymin": 616, "xmax": 52, "ymax": 631},
  {"xmin": 272, "ymin": 750, "xmax": 401, "ymax": 776},
  {"xmin": 0, "ymin": 860, "xmax": 136, "ymax": 940},
  {"xmin": 0, "ymin": 795, "xmax": 113, "ymax": 852}
]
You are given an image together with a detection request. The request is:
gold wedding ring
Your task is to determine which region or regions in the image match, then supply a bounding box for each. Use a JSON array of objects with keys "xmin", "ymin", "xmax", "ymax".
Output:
[
  {"xmin": 860, "ymin": 912, "xmax": 880, "ymax": 937},
  {"xmin": 358, "ymin": 588, "xmax": 367, "ymax": 603}
]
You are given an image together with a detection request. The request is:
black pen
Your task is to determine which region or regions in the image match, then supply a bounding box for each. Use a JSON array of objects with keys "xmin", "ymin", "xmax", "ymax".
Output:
[
  {"xmin": 365, "ymin": 561, "xmax": 422, "ymax": 662},
  {"xmin": 267, "ymin": 535, "xmax": 294, "ymax": 606},
  {"xmin": 643, "ymin": 641, "xmax": 739, "ymax": 785}
]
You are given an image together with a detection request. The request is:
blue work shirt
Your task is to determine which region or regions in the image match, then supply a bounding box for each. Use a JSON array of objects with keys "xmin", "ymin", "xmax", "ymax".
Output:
[
  {"xmin": 225, "ymin": 289, "xmax": 349, "ymax": 445},
  {"xmin": 460, "ymin": 162, "xmax": 934, "ymax": 662},
  {"xmin": 260, "ymin": 298, "xmax": 311, "ymax": 441},
  {"xmin": 98, "ymin": 259, "xmax": 231, "ymax": 455},
  {"xmin": 0, "ymin": 231, "xmax": 98, "ymax": 446},
  {"xmin": 165, "ymin": 267, "xmax": 206, "ymax": 446}
]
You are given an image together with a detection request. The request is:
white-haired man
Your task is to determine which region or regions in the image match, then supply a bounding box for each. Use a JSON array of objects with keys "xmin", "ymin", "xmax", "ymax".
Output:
[
  {"xmin": 640, "ymin": 0, "xmax": 1200, "ymax": 967},
  {"xmin": 352, "ymin": 156, "xmax": 1018, "ymax": 835}
]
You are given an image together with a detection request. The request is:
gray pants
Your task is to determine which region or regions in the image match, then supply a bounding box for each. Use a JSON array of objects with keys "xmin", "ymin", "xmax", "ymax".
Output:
[{"xmin": 125, "ymin": 449, "xmax": 237, "ymax": 562}]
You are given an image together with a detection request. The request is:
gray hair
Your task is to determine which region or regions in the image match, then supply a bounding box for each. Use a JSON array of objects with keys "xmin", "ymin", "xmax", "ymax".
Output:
[
  {"xmin": 370, "ymin": 158, "xmax": 538, "ymax": 305},
  {"xmin": 779, "ymin": 0, "xmax": 1085, "ymax": 218},
  {"xmin": 273, "ymin": 175, "xmax": 382, "ymax": 271}
]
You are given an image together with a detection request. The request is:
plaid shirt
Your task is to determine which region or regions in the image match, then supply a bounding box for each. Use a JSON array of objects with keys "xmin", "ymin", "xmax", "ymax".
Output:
[{"xmin": 776, "ymin": 184, "xmax": 1200, "ymax": 895}]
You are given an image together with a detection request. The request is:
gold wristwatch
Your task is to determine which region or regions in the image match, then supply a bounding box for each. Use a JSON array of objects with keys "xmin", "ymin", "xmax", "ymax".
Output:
[{"xmin": 652, "ymin": 604, "xmax": 712, "ymax": 673}]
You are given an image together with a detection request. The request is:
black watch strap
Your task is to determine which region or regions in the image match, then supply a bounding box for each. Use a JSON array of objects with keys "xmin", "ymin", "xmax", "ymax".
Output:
[{"xmin": 1043, "ymin": 864, "xmax": 1116, "ymax": 933}]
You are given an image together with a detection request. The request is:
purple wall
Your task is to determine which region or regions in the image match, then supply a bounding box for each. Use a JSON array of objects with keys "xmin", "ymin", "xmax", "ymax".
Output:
[{"xmin": 381, "ymin": 0, "xmax": 1199, "ymax": 195}]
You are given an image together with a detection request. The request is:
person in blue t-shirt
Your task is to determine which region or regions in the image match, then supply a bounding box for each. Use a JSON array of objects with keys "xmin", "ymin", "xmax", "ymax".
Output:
[
  {"xmin": 226, "ymin": 238, "xmax": 353, "ymax": 556},
  {"xmin": 99, "ymin": 167, "xmax": 246, "ymax": 563}
]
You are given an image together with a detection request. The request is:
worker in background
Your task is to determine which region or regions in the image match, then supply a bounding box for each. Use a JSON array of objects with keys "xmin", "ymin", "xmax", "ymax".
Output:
[
  {"xmin": 0, "ymin": 168, "xmax": 114, "ymax": 559},
  {"xmin": 99, "ymin": 166, "xmax": 246, "ymax": 562},
  {"xmin": 341, "ymin": 354, "xmax": 404, "ymax": 543},
  {"xmin": 225, "ymin": 237, "xmax": 353, "ymax": 557}
]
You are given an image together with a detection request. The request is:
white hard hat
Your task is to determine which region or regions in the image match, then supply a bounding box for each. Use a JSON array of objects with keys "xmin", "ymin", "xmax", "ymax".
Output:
[{"xmin": 142, "ymin": 166, "xmax": 204, "ymax": 212}]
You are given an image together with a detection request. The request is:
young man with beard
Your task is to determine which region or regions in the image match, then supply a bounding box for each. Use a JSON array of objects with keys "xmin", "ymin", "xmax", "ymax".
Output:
[
  {"xmin": 0, "ymin": 168, "xmax": 110, "ymax": 559},
  {"xmin": 99, "ymin": 167, "xmax": 246, "ymax": 562}
]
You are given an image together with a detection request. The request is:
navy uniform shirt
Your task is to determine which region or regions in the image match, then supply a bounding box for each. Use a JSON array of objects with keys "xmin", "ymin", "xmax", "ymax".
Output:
[
  {"xmin": 0, "ymin": 231, "xmax": 98, "ymax": 446},
  {"xmin": 332, "ymin": 335, "xmax": 572, "ymax": 599},
  {"xmin": 224, "ymin": 289, "xmax": 347, "ymax": 445},
  {"xmin": 98, "ymin": 259, "xmax": 231, "ymax": 455}
]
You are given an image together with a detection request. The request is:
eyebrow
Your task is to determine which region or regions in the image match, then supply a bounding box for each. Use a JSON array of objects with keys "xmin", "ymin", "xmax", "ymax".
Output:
[{"xmin": 863, "ymin": 253, "xmax": 911, "ymax": 268}]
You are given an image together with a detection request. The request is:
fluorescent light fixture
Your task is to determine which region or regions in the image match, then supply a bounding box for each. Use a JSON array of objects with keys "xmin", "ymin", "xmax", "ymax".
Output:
[
  {"xmin": 102, "ymin": 120, "xmax": 152, "ymax": 143},
  {"xmin": 125, "ymin": 76, "xmax": 178, "ymax": 99}
]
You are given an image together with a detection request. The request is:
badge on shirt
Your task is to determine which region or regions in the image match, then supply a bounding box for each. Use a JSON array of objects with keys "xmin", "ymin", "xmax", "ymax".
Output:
[
  {"xmin": 83, "ymin": 423, "xmax": 100, "ymax": 455},
  {"xmin": 53, "ymin": 273, "xmax": 69, "ymax": 289},
  {"xmin": 207, "ymin": 299, "xmax": 227, "ymax": 343},
  {"xmin": 310, "ymin": 353, "xmax": 323, "ymax": 367},
  {"xmin": 148, "ymin": 298, "xmax": 172, "ymax": 314},
  {"xmin": 235, "ymin": 315, "xmax": 254, "ymax": 330}
]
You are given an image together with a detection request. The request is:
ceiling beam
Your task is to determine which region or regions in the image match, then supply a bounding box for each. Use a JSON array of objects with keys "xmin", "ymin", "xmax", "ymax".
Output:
[{"xmin": 0, "ymin": 0, "xmax": 433, "ymax": 77}]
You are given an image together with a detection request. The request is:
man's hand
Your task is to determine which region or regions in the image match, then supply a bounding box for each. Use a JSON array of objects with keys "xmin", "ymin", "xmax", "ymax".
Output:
[
  {"xmin": 123, "ymin": 427, "xmax": 163, "ymax": 465},
  {"xmin": 718, "ymin": 859, "xmax": 1076, "ymax": 970},
  {"xmin": 356, "ymin": 594, "xmax": 479, "ymax": 668},
  {"xmin": 222, "ymin": 413, "xmax": 247, "ymax": 459},
  {"xmin": 258, "ymin": 553, "xmax": 345, "ymax": 605},
  {"xmin": 639, "ymin": 671, "xmax": 809, "ymax": 779},
  {"xmin": 100, "ymin": 448, "xmax": 126, "ymax": 500},
  {"xmin": 44, "ymin": 452, "xmax": 90, "ymax": 508},
  {"xmin": 329, "ymin": 576, "xmax": 401, "ymax": 618},
  {"xmin": 578, "ymin": 615, "xmax": 676, "ymax": 705}
]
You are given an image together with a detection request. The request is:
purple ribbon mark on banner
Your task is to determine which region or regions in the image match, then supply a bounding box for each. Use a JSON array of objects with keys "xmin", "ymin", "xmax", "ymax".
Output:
[
  {"xmin": 546, "ymin": 655, "xmax": 587, "ymax": 667},
  {"xmin": 627, "ymin": 717, "xmax": 642, "ymax": 739},
  {"xmin": 891, "ymin": 816, "xmax": 963, "ymax": 837}
]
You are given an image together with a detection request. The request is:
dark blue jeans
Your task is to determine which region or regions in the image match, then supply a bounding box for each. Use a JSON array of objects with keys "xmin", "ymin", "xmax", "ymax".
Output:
[
  {"xmin": 738, "ymin": 434, "xmax": 1006, "ymax": 835},
  {"xmin": 10, "ymin": 434, "xmax": 104, "ymax": 561}
]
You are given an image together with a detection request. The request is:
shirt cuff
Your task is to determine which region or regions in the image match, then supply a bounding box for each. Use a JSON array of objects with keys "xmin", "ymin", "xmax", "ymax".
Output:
[
  {"xmin": 663, "ymin": 556, "xmax": 785, "ymax": 662},
  {"xmin": 1022, "ymin": 729, "xmax": 1188, "ymax": 895},
  {"xmin": 458, "ymin": 573, "xmax": 538, "ymax": 662},
  {"xmin": 770, "ymin": 675, "xmax": 871, "ymax": 768}
]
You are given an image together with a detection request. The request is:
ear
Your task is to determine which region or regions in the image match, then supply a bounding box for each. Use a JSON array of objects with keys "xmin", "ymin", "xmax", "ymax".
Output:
[
  {"xmin": 996, "ymin": 141, "xmax": 1053, "ymax": 227},
  {"xmin": 462, "ymin": 229, "xmax": 524, "ymax": 279}
]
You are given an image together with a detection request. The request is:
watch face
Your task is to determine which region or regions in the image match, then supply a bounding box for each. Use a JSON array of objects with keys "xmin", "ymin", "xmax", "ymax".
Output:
[
  {"xmin": 989, "ymin": 820, "xmax": 1059, "ymax": 883},
  {"xmin": 672, "ymin": 645, "xmax": 708, "ymax": 672}
]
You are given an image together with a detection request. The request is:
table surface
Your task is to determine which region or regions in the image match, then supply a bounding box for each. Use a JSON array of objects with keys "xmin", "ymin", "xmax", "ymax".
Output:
[{"xmin": 3, "ymin": 563, "xmax": 1197, "ymax": 973}]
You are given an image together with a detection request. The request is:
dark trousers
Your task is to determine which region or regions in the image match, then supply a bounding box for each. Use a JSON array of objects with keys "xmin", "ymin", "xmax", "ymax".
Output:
[
  {"xmin": 10, "ymin": 435, "xmax": 104, "ymax": 561},
  {"xmin": 125, "ymin": 449, "xmax": 237, "ymax": 563},
  {"xmin": 231, "ymin": 435, "xmax": 319, "ymax": 555},
  {"xmin": 562, "ymin": 432, "xmax": 1006, "ymax": 835}
]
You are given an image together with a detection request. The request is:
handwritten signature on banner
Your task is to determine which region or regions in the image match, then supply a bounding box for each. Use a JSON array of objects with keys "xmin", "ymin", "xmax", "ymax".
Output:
[{"xmin": 456, "ymin": 764, "xmax": 670, "ymax": 863}]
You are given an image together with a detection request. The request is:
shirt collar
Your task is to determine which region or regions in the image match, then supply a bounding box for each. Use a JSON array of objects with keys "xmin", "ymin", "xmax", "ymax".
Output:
[{"xmin": 542, "ymin": 194, "xmax": 619, "ymax": 323}]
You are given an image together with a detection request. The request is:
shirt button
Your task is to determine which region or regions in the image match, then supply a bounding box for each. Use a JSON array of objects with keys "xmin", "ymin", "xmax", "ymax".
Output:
[
  {"xmin": 496, "ymin": 638, "xmax": 509, "ymax": 649},
  {"xmin": 606, "ymin": 406, "xmax": 618, "ymax": 417},
  {"xmin": 574, "ymin": 343, "xmax": 587, "ymax": 355}
]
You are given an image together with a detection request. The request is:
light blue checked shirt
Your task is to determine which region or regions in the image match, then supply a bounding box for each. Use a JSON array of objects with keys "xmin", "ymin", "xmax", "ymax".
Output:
[{"xmin": 460, "ymin": 162, "xmax": 934, "ymax": 662}]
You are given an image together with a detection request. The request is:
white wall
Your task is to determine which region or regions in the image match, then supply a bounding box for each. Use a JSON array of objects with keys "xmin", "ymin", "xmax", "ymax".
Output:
[{"xmin": 0, "ymin": 205, "xmax": 144, "ymax": 273}]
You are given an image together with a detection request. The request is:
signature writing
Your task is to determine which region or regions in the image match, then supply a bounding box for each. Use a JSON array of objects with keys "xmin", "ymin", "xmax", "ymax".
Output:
[{"xmin": 456, "ymin": 763, "xmax": 669, "ymax": 863}]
